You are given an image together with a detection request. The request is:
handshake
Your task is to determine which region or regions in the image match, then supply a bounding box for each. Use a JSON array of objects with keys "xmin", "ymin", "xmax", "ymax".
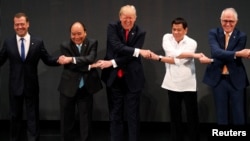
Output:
[
  {"xmin": 199, "ymin": 48, "xmax": 250, "ymax": 64},
  {"xmin": 136, "ymin": 49, "xmax": 210, "ymax": 62},
  {"xmin": 57, "ymin": 48, "xmax": 250, "ymax": 67},
  {"xmin": 139, "ymin": 49, "xmax": 211, "ymax": 63},
  {"xmin": 89, "ymin": 49, "xmax": 210, "ymax": 70},
  {"xmin": 89, "ymin": 49, "xmax": 154, "ymax": 69},
  {"xmin": 57, "ymin": 55, "xmax": 73, "ymax": 65}
]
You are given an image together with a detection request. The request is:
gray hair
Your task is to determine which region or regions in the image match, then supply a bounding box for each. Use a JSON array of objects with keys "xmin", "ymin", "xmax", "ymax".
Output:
[{"xmin": 220, "ymin": 7, "xmax": 238, "ymax": 20}]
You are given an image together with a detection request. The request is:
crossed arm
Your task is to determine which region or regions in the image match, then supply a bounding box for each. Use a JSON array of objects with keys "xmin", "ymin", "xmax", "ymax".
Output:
[{"xmin": 57, "ymin": 48, "xmax": 250, "ymax": 69}]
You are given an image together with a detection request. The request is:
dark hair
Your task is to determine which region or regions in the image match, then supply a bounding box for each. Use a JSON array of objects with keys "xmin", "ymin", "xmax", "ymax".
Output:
[
  {"xmin": 69, "ymin": 21, "xmax": 87, "ymax": 32},
  {"xmin": 14, "ymin": 12, "xmax": 29, "ymax": 22},
  {"xmin": 171, "ymin": 17, "xmax": 188, "ymax": 29}
]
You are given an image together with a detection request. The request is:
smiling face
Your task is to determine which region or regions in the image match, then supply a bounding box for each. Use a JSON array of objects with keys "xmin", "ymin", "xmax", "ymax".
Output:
[
  {"xmin": 14, "ymin": 16, "xmax": 29, "ymax": 37},
  {"xmin": 119, "ymin": 5, "xmax": 137, "ymax": 30},
  {"xmin": 170, "ymin": 17, "xmax": 188, "ymax": 43},
  {"xmin": 172, "ymin": 23, "xmax": 187, "ymax": 42},
  {"xmin": 220, "ymin": 8, "xmax": 238, "ymax": 33},
  {"xmin": 70, "ymin": 22, "xmax": 87, "ymax": 45}
]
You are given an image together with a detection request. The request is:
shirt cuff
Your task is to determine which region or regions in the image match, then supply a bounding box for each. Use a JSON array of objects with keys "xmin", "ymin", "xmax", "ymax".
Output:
[
  {"xmin": 173, "ymin": 57, "xmax": 180, "ymax": 65},
  {"xmin": 72, "ymin": 57, "xmax": 76, "ymax": 64},
  {"xmin": 133, "ymin": 48, "xmax": 140, "ymax": 57},
  {"xmin": 111, "ymin": 59, "xmax": 117, "ymax": 68}
]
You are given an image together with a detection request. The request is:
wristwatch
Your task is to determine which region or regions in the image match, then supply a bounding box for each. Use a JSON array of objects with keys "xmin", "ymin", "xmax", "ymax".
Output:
[{"xmin": 158, "ymin": 55, "xmax": 163, "ymax": 62}]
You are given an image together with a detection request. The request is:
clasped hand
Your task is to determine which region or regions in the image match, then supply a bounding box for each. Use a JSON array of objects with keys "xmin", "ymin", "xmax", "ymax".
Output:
[{"xmin": 57, "ymin": 55, "xmax": 73, "ymax": 65}]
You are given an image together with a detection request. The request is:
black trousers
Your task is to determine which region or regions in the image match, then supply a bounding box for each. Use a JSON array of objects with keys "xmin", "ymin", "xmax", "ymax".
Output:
[
  {"xmin": 107, "ymin": 78, "xmax": 141, "ymax": 141},
  {"xmin": 10, "ymin": 93, "xmax": 40, "ymax": 141},
  {"xmin": 60, "ymin": 87, "xmax": 93, "ymax": 141},
  {"xmin": 168, "ymin": 90, "xmax": 200, "ymax": 141}
]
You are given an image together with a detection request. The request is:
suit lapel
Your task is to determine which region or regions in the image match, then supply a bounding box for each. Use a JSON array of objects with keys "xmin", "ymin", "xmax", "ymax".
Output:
[
  {"xmin": 120, "ymin": 28, "xmax": 126, "ymax": 42},
  {"xmin": 69, "ymin": 41, "xmax": 80, "ymax": 55},
  {"xmin": 11, "ymin": 37, "xmax": 21, "ymax": 59},
  {"xmin": 218, "ymin": 29, "xmax": 226, "ymax": 50},
  {"xmin": 70, "ymin": 39, "xmax": 89, "ymax": 56},
  {"xmin": 25, "ymin": 36, "xmax": 35, "ymax": 61},
  {"xmin": 129, "ymin": 28, "xmax": 136, "ymax": 43},
  {"xmin": 227, "ymin": 30, "xmax": 237, "ymax": 50},
  {"xmin": 121, "ymin": 26, "xmax": 136, "ymax": 44},
  {"xmin": 81, "ymin": 39, "xmax": 89, "ymax": 55}
]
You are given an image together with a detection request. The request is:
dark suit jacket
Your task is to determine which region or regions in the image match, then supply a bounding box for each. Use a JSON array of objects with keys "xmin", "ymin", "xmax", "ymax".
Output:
[
  {"xmin": 58, "ymin": 38, "xmax": 102, "ymax": 97},
  {"xmin": 203, "ymin": 27, "xmax": 249, "ymax": 89},
  {"xmin": 101, "ymin": 21, "xmax": 146, "ymax": 92},
  {"xmin": 0, "ymin": 35, "xmax": 59, "ymax": 96}
]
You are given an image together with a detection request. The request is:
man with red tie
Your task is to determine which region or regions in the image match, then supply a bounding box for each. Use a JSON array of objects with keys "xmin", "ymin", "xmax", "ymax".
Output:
[{"xmin": 97, "ymin": 5, "xmax": 151, "ymax": 141}]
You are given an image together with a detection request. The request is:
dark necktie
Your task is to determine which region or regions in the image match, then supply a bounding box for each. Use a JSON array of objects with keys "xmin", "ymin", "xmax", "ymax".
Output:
[
  {"xmin": 20, "ymin": 38, "xmax": 25, "ymax": 61},
  {"xmin": 77, "ymin": 45, "xmax": 84, "ymax": 88},
  {"xmin": 117, "ymin": 30, "xmax": 129, "ymax": 78}
]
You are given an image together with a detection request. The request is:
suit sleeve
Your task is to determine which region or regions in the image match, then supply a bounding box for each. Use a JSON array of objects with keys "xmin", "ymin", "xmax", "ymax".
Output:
[
  {"xmin": 60, "ymin": 40, "xmax": 98, "ymax": 73},
  {"xmin": 107, "ymin": 24, "xmax": 146, "ymax": 66},
  {"xmin": 40, "ymin": 40, "xmax": 60, "ymax": 66},
  {"xmin": 0, "ymin": 40, "xmax": 8, "ymax": 66},
  {"xmin": 75, "ymin": 40, "xmax": 98, "ymax": 65},
  {"xmin": 209, "ymin": 29, "xmax": 246, "ymax": 62}
]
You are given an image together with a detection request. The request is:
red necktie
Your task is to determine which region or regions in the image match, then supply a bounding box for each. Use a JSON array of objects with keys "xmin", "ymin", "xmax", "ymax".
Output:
[
  {"xmin": 125, "ymin": 29, "xmax": 129, "ymax": 41},
  {"xmin": 117, "ymin": 69, "xmax": 124, "ymax": 78},
  {"xmin": 117, "ymin": 30, "xmax": 129, "ymax": 78}
]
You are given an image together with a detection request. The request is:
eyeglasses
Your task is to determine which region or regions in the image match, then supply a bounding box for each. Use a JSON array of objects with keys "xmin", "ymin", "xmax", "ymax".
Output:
[{"xmin": 221, "ymin": 20, "xmax": 236, "ymax": 24}]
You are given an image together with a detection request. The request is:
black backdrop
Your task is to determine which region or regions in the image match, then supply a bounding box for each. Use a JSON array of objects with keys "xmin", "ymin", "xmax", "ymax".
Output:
[{"xmin": 0, "ymin": 0, "xmax": 250, "ymax": 123}]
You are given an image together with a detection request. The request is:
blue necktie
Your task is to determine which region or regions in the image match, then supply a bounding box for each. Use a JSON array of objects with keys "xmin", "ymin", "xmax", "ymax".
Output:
[
  {"xmin": 20, "ymin": 38, "xmax": 25, "ymax": 61},
  {"xmin": 77, "ymin": 45, "xmax": 84, "ymax": 88}
]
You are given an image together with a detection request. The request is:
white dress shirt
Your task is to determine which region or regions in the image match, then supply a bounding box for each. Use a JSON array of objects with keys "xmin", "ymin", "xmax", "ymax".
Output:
[
  {"xmin": 161, "ymin": 33, "xmax": 197, "ymax": 92},
  {"xmin": 16, "ymin": 33, "xmax": 30, "ymax": 58}
]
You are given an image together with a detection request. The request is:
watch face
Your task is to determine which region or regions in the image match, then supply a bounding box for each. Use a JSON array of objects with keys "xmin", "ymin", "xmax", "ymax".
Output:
[{"xmin": 158, "ymin": 56, "xmax": 162, "ymax": 61}]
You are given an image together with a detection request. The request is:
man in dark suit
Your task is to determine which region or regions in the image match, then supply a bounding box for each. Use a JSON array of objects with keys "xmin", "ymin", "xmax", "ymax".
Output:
[
  {"xmin": 0, "ymin": 13, "xmax": 59, "ymax": 141},
  {"xmin": 200, "ymin": 8, "xmax": 250, "ymax": 125},
  {"xmin": 96, "ymin": 5, "xmax": 150, "ymax": 141},
  {"xmin": 57, "ymin": 21, "xmax": 102, "ymax": 141}
]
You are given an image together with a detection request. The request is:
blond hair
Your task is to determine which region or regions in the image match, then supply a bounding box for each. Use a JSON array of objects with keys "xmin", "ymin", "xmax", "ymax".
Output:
[{"xmin": 119, "ymin": 5, "xmax": 137, "ymax": 17}]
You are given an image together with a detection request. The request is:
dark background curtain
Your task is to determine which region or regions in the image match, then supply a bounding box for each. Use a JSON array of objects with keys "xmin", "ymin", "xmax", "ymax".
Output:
[{"xmin": 0, "ymin": 0, "xmax": 250, "ymax": 123}]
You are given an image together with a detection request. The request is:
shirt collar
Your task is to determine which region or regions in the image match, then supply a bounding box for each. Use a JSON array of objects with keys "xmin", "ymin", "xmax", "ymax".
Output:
[
  {"xmin": 224, "ymin": 31, "xmax": 232, "ymax": 36},
  {"xmin": 172, "ymin": 35, "xmax": 187, "ymax": 44},
  {"xmin": 16, "ymin": 33, "xmax": 30, "ymax": 41},
  {"xmin": 76, "ymin": 43, "xmax": 82, "ymax": 47}
]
